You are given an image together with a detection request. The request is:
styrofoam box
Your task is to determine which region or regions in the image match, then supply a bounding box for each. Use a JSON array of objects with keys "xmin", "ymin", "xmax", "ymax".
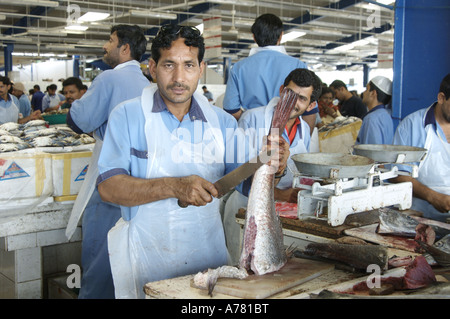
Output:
[
  {"xmin": 50, "ymin": 151, "xmax": 93, "ymax": 197},
  {"xmin": 0, "ymin": 149, "xmax": 53, "ymax": 202}
]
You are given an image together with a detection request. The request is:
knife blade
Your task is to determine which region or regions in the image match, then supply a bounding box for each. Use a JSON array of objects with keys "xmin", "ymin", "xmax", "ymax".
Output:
[{"xmin": 177, "ymin": 150, "xmax": 272, "ymax": 208}]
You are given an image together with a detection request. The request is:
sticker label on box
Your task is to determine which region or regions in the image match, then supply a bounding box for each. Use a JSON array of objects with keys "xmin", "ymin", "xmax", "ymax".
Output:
[
  {"xmin": 75, "ymin": 164, "xmax": 88, "ymax": 182},
  {"xmin": 0, "ymin": 161, "xmax": 30, "ymax": 181}
]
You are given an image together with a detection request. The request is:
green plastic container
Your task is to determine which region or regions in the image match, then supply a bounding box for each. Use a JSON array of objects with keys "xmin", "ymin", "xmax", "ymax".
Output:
[{"xmin": 42, "ymin": 113, "xmax": 67, "ymax": 125}]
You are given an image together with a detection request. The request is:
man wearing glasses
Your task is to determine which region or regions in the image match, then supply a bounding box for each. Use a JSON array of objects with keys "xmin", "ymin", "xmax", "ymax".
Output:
[{"xmin": 96, "ymin": 24, "xmax": 290, "ymax": 298}]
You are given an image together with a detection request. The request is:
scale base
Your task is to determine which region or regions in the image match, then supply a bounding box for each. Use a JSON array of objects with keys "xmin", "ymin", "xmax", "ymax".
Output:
[{"xmin": 297, "ymin": 182, "xmax": 413, "ymax": 226}]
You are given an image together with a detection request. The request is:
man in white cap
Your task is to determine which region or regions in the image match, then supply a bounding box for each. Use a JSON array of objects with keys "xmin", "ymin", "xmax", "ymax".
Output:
[
  {"xmin": 356, "ymin": 76, "xmax": 394, "ymax": 145},
  {"xmin": 12, "ymin": 82, "xmax": 32, "ymax": 118}
]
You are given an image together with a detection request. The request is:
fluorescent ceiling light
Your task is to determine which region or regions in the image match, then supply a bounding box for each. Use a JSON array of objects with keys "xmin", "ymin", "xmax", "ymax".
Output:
[
  {"xmin": 0, "ymin": 0, "xmax": 59, "ymax": 7},
  {"xmin": 310, "ymin": 8, "xmax": 368, "ymax": 20},
  {"xmin": 65, "ymin": 25, "xmax": 89, "ymax": 32},
  {"xmin": 377, "ymin": 0, "xmax": 394, "ymax": 4},
  {"xmin": 310, "ymin": 27, "xmax": 343, "ymax": 36},
  {"xmin": 209, "ymin": 0, "xmax": 256, "ymax": 6},
  {"xmin": 78, "ymin": 12, "xmax": 110, "ymax": 22},
  {"xmin": 129, "ymin": 9, "xmax": 177, "ymax": 20},
  {"xmin": 281, "ymin": 30, "xmax": 306, "ymax": 43},
  {"xmin": 27, "ymin": 28, "xmax": 68, "ymax": 36},
  {"xmin": 46, "ymin": 44, "xmax": 76, "ymax": 49}
]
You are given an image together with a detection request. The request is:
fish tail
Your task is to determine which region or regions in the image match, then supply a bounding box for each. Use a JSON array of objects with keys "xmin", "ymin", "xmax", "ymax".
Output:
[{"xmin": 269, "ymin": 87, "xmax": 298, "ymax": 134}]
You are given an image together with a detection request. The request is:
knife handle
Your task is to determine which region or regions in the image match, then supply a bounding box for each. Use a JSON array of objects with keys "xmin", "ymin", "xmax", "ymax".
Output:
[{"xmin": 177, "ymin": 199, "xmax": 189, "ymax": 208}]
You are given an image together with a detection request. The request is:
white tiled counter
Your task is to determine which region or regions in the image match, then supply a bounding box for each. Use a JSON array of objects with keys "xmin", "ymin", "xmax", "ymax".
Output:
[{"xmin": 0, "ymin": 202, "xmax": 81, "ymax": 298}]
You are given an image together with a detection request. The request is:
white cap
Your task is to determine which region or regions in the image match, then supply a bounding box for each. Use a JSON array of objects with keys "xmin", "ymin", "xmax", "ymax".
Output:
[{"xmin": 371, "ymin": 76, "xmax": 392, "ymax": 95}]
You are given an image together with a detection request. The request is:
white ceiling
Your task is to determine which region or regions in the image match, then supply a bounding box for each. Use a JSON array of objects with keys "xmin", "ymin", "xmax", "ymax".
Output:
[{"xmin": 0, "ymin": 0, "xmax": 395, "ymax": 71}]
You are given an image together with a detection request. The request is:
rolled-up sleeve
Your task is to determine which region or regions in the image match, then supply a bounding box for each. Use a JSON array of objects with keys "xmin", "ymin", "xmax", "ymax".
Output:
[{"xmin": 96, "ymin": 103, "xmax": 131, "ymax": 186}]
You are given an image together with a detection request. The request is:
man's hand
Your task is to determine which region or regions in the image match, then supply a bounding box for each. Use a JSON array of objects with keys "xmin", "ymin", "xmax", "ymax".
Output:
[
  {"xmin": 391, "ymin": 175, "xmax": 450, "ymax": 214},
  {"xmin": 174, "ymin": 175, "xmax": 218, "ymax": 207},
  {"xmin": 261, "ymin": 134, "xmax": 290, "ymax": 176},
  {"xmin": 427, "ymin": 190, "xmax": 450, "ymax": 214}
]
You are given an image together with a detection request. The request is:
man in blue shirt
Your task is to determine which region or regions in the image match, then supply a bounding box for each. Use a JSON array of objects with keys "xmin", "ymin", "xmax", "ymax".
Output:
[
  {"xmin": 66, "ymin": 24, "xmax": 150, "ymax": 299},
  {"xmin": 356, "ymin": 76, "xmax": 394, "ymax": 145},
  {"xmin": 31, "ymin": 85, "xmax": 44, "ymax": 112},
  {"xmin": 12, "ymin": 82, "xmax": 31, "ymax": 118},
  {"xmin": 41, "ymin": 84, "xmax": 65, "ymax": 112},
  {"xmin": 222, "ymin": 14, "xmax": 317, "ymax": 132},
  {"xmin": 0, "ymin": 76, "xmax": 41, "ymax": 124},
  {"xmin": 391, "ymin": 73, "xmax": 450, "ymax": 222},
  {"xmin": 96, "ymin": 24, "xmax": 289, "ymax": 298}
]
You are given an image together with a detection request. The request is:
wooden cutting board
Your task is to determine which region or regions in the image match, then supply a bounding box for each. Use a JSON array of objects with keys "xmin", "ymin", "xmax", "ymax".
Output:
[
  {"xmin": 212, "ymin": 258, "xmax": 334, "ymax": 299},
  {"xmin": 344, "ymin": 224, "xmax": 420, "ymax": 253}
]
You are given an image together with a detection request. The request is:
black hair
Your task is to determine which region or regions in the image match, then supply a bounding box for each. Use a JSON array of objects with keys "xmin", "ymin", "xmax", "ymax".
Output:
[
  {"xmin": 0, "ymin": 76, "xmax": 11, "ymax": 86},
  {"xmin": 251, "ymin": 13, "xmax": 283, "ymax": 47},
  {"xmin": 34, "ymin": 84, "xmax": 40, "ymax": 90},
  {"xmin": 63, "ymin": 77, "xmax": 85, "ymax": 90},
  {"xmin": 329, "ymin": 80, "xmax": 347, "ymax": 90},
  {"xmin": 439, "ymin": 73, "xmax": 450, "ymax": 100},
  {"xmin": 48, "ymin": 84, "xmax": 57, "ymax": 91},
  {"xmin": 111, "ymin": 24, "xmax": 147, "ymax": 61},
  {"xmin": 151, "ymin": 25, "xmax": 204, "ymax": 65},
  {"xmin": 319, "ymin": 86, "xmax": 333, "ymax": 98},
  {"xmin": 283, "ymin": 68, "xmax": 322, "ymax": 103},
  {"xmin": 368, "ymin": 81, "xmax": 391, "ymax": 105}
]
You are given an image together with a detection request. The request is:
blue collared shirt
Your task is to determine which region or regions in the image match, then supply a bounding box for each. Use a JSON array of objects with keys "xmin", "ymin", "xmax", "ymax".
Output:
[
  {"xmin": 67, "ymin": 60, "xmax": 150, "ymax": 140},
  {"xmin": 356, "ymin": 104, "xmax": 393, "ymax": 145},
  {"xmin": 97, "ymin": 89, "xmax": 244, "ymax": 220},
  {"xmin": 0, "ymin": 94, "xmax": 19, "ymax": 124},
  {"xmin": 393, "ymin": 102, "xmax": 445, "ymax": 171},
  {"xmin": 223, "ymin": 47, "xmax": 308, "ymax": 114}
]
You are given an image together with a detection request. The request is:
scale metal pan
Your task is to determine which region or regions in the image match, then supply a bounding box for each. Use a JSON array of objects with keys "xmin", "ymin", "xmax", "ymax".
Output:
[
  {"xmin": 291, "ymin": 153, "xmax": 375, "ymax": 179},
  {"xmin": 352, "ymin": 144, "xmax": 427, "ymax": 163}
]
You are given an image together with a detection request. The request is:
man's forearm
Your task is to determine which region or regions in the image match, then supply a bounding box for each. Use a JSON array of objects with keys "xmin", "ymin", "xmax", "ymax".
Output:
[
  {"xmin": 391, "ymin": 175, "xmax": 439, "ymax": 204},
  {"xmin": 98, "ymin": 174, "xmax": 179, "ymax": 207}
]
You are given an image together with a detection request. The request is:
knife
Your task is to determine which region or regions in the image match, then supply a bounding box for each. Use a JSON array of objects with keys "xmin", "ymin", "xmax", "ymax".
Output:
[{"xmin": 177, "ymin": 150, "xmax": 272, "ymax": 208}]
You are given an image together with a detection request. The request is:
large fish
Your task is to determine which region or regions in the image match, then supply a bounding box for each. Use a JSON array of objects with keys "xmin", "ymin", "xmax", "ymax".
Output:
[
  {"xmin": 239, "ymin": 87, "xmax": 297, "ymax": 275},
  {"xmin": 193, "ymin": 88, "xmax": 298, "ymax": 294}
]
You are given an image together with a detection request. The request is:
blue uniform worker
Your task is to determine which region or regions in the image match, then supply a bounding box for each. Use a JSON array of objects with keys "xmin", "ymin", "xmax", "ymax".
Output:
[
  {"xmin": 357, "ymin": 76, "xmax": 394, "ymax": 145},
  {"xmin": 356, "ymin": 105, "xmax": 394, "ymax": 144},
  {"xmin": 97, "ymin": 87, "xmax": 246, "ymax": 298},
  {"xmin": 0, "ymin": 93, "xmax": 20, "ymax": 124},
  {"xmin": 66, "ymin": 25, "xmax": 150, "ymax": 299},
  {"xmin": 222, "ymin": 13, "xmax": 317, "ymax": 128},
  {"xmin": 393, "ymin": 102, "xmax": 450, "ymax": 221},
  {"xmin": 42, "ymin": 84, "xmax": 65, "ymax": 112}
]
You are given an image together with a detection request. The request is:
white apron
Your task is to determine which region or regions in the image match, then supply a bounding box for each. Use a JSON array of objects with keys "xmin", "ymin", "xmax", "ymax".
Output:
[
  {"xmin": 108, "ymin": 87, "xmax": 228, "ymax": 298},
  {"xmin": 65, "ymin": 134, "xmax": 102, "ymax": 239},
  {"xmin": 49, "ymin": 94, "xmax": 63, "ymax": 108},
  {"xmin": 412, "ymin": 121, "xmax": 450, "ymax": 221},
  {"xmin": 0, "ymin": 95, "xmax": 20, "ymax": 124}
]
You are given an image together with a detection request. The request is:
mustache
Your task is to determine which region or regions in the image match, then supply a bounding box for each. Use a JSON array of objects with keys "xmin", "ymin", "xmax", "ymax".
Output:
[{"xmin": 167, "ymin": 82, "xmax": 190, "ymax": 91}]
